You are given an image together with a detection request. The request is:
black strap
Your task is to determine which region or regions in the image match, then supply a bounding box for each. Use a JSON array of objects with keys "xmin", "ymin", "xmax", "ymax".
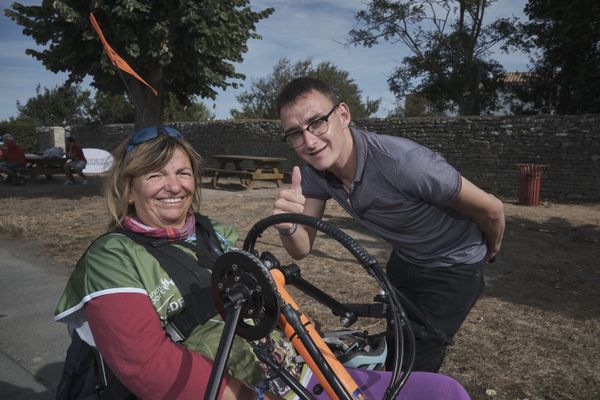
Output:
[
  {"xmin": 55, "ymin": 330, "xmax": 98, "ymax": 400},
  {"xmin": 96, "ymin": 350, "xmax": 136, "ymax": 400},
  {"xmin": 190, "ymin": 213, "xmax": 224, "ymax": 269},
  {"xmin": 60, "ymin": 214, "xmax": 226, "ymax": 400},
  {"xmin": 116, "ymin": 213, "xmax": 224, "ymax": 338}
]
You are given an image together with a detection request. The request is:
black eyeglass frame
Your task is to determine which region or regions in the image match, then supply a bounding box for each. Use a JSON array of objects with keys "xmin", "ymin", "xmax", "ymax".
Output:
[{"xmin": 282, "ymin": 104, "xmax": 339, "ymax": 148}]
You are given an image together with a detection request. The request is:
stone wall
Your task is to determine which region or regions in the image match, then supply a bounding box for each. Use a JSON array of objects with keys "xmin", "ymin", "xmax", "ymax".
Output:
[
  {"xmin": 38, "ymin": 126, "xmax": 67, "ymax": 151},
  {"xmin": 69, "ymin": 115, "xmax": 600, "ymax": 200}
]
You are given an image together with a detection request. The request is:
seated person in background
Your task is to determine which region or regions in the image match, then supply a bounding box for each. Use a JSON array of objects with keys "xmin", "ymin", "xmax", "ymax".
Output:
[
  {"xmin": 54, "ymin": 126, "xmax": 470, "ymax": 400},
  {"xmin": 0, "ymin": 133, "xmax": 27, "ymax": 182},
  {"xmin": 63, "ymin": 136, "xmax": 87, "ymax": 184}
]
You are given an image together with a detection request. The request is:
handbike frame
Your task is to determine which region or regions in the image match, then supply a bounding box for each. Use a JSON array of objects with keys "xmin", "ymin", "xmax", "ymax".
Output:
[{"xmin": 207, "ymin": 213, "xmax": 422, "ymax": 400}]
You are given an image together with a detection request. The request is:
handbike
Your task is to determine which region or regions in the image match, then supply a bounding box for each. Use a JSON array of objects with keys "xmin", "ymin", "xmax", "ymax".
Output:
[{"xmin": 206, "ymin": 213, "xmax": 447, "ymax": 400}]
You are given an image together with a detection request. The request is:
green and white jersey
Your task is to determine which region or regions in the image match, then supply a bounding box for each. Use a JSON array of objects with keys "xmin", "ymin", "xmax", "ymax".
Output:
[{"xmin": 54, "ymin": 221, "xmax": 264, "ymax": 384}]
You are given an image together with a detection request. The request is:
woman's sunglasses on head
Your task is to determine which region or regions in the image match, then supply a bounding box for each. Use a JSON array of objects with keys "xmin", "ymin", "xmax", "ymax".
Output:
[{"xmin": 125, "ymin": 126, "xmax": 183, "ymax": 154}]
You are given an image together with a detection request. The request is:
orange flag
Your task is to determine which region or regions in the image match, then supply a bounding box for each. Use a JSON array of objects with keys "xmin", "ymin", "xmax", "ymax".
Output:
[{"xmin": 89, "ymin": 13, "xmax": 158, "ymax": 96}]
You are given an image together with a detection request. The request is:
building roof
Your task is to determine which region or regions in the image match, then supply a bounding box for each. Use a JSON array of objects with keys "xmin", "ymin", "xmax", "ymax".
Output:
[{"xmin": 503, "ymin": 71, "xmax": 534, "ymax": 84}]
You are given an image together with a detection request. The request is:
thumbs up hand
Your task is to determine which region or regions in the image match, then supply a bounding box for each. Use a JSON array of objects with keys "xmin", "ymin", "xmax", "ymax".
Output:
[
  {"xmin": 273, "ymin": 166, "xmax": 305, "ymax": 232},
  {"xmin": 290, "ymin": 165, "xmax": 302, "ymax": 195}
]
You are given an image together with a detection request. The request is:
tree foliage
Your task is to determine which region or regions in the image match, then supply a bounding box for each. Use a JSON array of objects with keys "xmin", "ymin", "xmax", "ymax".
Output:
[
  {"xmin": 231, "ymin": 58, "xmax": 381, "ymax": 120},
  {"xmin": 405, "ymin": 94, "xmax": 442, "ymax": 117},
  {"xmin": 163, "ymin": 93, "xmax": 215, "ymax": 122},
  {"xmin": 88, "ymin": 92, "xmax": 214, "ymax": 124},
  {"xmin": 387, "ymin": 94, "xmax": 443, "ymax": 117},
  {"xmin": 0, "ymin": 119, "xmax": 38, "ymax": 153},
  {"xmin": 514, "ymin": 0, "xmax": 600, "ymax": 114},
  {"xmin": 88, "ymin": 91, "xmax": 135, "ymax": 124},
  {"xmin": 13, "ymin": 84, "xmax": 214, "ymax": 127},
  {"xmin": 16, "ymin": 84, "xmax": 92, "ymax": 126},
  {"xmin": 349, "ymin": 0, "xmax": 517, "ymax": 115},
  {"xmin": 5, "ymin": 0, "xmax": 273, "ymax": 128}
]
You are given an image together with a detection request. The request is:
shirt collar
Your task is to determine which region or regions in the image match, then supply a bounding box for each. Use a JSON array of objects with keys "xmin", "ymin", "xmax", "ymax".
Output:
[
  {"xmin": 315, "ymin": 127, "xmax": 368, "ymax": 186},
  {"xmin": 352, "ymin": 127, "xmax": 368, "ymax": 183}
]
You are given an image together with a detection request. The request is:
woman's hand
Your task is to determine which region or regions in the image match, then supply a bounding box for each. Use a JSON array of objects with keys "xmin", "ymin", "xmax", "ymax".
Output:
[{"xmin": 221, "ymin": 379, "xmax": 283, "ymax": 400}]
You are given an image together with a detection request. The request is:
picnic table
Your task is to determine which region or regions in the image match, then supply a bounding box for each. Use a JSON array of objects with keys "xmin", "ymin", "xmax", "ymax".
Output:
[
  {"xmin": 205, "ymin": 154, "xmax": 286, "ymax": 189},
  {"xmin": 21, "ymin": 154, "xmax": 68, "ymax": 181}
]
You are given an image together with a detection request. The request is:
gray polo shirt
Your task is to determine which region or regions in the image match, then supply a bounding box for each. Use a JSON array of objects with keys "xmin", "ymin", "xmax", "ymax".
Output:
[{"xmin": 302, "ymin": 128, "xmax": 486, "ymax": 267}]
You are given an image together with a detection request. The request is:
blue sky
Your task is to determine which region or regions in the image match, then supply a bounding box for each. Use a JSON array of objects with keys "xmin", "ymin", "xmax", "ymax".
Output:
[{"xmin": 0, "ymin": 0, "xmax": 529, "ymax": 121}]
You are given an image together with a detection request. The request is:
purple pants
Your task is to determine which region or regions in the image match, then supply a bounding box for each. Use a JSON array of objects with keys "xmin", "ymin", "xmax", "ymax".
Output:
[{"xmin": 304, "ymin": 368, "xmax": 471, "ymax": 400}]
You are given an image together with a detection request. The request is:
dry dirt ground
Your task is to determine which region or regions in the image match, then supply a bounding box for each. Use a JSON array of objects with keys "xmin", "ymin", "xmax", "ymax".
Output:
[{"xmin": 0, "ymin": 175, "xmax": 598, "ymax": 400}]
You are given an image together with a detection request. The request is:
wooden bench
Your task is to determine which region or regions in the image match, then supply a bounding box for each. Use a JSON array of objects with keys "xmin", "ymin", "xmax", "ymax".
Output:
[
  {"xmin": 20, "ymin": 156, "xmax": 68, "ymax": 182},
  {"xmin": 208, "ymin": 155, "xmax": 287, "ymax": 190},
  {"xmin": 202, "ymin": 168, "xmax": 253, "ymax": 189},
  {"xmin": 19, "ymin": 165, "xmax": 65, "ymax": 178}
]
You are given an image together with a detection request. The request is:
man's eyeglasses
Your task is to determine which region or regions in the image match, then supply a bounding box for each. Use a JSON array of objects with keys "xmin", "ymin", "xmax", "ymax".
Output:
[
  {"xmin": 125, "ymin": 126, "xmax": 183, "ymax": 154},
  {"xmin": 282, "ymin": 104, "xmax": 339, "ymax": 148}
]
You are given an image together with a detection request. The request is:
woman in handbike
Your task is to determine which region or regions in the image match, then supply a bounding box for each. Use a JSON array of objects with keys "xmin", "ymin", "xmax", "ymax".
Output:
[{"xmin": 54, "ymin": 125, "xmax": 470, "ymax": 399}]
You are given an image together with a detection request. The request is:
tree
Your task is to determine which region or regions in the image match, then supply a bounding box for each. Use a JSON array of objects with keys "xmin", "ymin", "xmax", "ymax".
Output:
[
  {"xmin": 163, "ymin": 93, "xmax": 215, "ymax": 122},
  {"xmin": 231, "ymin": 58, "xmax": 380, "ymax": 120},
  {"xmin": 5, "ymin": 0, "xmax": 273, "ymax": 129},
  {"xmin": 88, "ymin": 91, "xmax": 135, "ymax": 124},
  {"xmin": 404, "ymin": 93, "xmax": 442, "ymax": 117},
  {"xmin": 349, "ymin": 0, "xmax": 518, "ymax": 115},
  {"xmin": 88, "ymin": 92, "xmax": 214, "ymax": 124},
  {"xmin": 514, "ymin": 0, "xmax": 600, "ymax": 114},
  {"xmin": 16, "ymin": 83, "xmax": 92, "ymax": 126},
  {"xmin": 0, "ymin": 119, "xmax": 38, "ymax": 153},
  {"xmin": 387, "ymin": 94, "xmax": 443, "ymax": 117},
  {"xmin": 386, "ymin": 102, "xmax": 406, "ymax": 118}
]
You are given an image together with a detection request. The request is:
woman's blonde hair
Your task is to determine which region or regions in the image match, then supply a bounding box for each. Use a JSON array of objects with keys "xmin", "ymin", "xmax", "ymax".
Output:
[{"xmin": 103, "ymin": 133, "xmax": 203, "ymax": 229}]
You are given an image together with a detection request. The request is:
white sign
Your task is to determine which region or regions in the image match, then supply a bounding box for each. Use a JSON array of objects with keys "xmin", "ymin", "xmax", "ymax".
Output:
[{"xmin": 82, "ymin": 148, "xmax": 114, "ymax": 173}]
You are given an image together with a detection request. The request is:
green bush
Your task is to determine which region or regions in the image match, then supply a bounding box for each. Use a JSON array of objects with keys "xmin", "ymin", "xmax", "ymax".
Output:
[{"xmin": 0, "ymin": 119, "xmax": 38, "ymax": 153}]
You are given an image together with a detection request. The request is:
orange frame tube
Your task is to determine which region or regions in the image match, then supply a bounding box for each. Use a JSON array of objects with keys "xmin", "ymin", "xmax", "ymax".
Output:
[{"xmin": 270, "ymin": 269, "xmax": 367, "ymax": 400}]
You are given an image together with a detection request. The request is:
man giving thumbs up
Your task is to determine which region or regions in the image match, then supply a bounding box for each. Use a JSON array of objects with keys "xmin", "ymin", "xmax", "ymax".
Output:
[{"xmin": 272, "ymin": 77, "xmax": 505, "ymax": 373}]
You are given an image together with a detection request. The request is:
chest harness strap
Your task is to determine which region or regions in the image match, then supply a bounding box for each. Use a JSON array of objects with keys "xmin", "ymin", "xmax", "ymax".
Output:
[{"xmin": 117, "ymin": 213, "xmax": 224, "ymax": 341}]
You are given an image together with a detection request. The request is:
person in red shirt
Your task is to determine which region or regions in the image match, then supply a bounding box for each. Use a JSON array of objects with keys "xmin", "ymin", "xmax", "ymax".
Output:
[
  {"xmin": 63, "ymin": 136, "xmax": 88, "ymax": 184},
  {"xmin": 0, "ymin": 133, "xmax": 27, "ymax": 182}
]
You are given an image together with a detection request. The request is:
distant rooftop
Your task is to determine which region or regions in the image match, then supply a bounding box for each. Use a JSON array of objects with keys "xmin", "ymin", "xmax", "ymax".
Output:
[{"xmin": 503, "ymin": 71, "xmax": 534, "ymax": 84}]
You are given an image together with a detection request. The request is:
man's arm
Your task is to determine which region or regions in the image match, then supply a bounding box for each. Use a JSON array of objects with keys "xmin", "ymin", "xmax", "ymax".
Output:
[
  {"xmin": 447, "ymin": 176, "xmax": 505, "ymax": 262},
  {"xmin": 272, "ymin": 166, "xmax": 326, "ymax": 259}
]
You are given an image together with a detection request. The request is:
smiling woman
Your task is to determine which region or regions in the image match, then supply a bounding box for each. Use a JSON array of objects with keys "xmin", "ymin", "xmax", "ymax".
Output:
[
  {"xmin": 53, "ymin": 126, "xmax": 283, "ymax": 399},
  {"xmin": 128, "ymin": 147, "xmax": 195, "ymax": 228},
  {"xmin": 104, "ymin": 126, "xmax": 203, "ymax": 231}
]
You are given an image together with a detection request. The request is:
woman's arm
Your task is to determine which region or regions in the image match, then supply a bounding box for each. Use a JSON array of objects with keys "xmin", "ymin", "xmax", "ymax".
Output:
[{"xmin": 85, "ymin": 292, "xmax": 261, "ymax": 399}]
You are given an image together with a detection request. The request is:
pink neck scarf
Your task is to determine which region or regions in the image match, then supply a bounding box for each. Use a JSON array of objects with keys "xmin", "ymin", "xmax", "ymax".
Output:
[{"xmin": 123, "ymin": 213, "xmax": 196, "ymax": 241}]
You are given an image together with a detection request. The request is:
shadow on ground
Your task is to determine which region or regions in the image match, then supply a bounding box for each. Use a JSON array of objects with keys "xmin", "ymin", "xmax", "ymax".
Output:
[
  {"xmin": 0, "ymin": 359, "xmax": 64, "ymax": 400},
  {"xmin": 485, "ymin": 213, "xmax": 600, "ymax": 320},
  {"xmin": 0, "ymin": 175, "xmax": 104, "ymax": 200},
  {"xmin": 313, "ymin": 207, "xmax": 600, "ymax": 322}
]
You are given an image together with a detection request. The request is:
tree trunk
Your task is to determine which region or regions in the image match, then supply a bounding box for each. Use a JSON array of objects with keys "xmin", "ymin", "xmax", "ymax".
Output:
[
  {"xmin": 127, "ymin": 69, "xmax": 164, "ymax": 131},
  {"xmin": 459, "ymin": 64, "xmax": 482, "ymax": 116}
]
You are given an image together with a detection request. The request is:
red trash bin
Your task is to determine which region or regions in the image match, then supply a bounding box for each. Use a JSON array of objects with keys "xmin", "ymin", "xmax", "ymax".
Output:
[{"xmin": 516, "ymin": 163, "xmax": 547, "ymax": 206}]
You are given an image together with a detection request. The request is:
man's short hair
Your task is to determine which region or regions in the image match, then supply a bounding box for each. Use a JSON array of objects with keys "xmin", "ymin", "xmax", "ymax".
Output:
[{"xmin": 276, "ymin": 77, "xmax": 338, "ymax": 114}]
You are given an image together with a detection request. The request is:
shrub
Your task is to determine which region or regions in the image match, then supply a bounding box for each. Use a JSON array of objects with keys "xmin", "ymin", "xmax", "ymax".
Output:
[{"xmin": 0, "ymin": 119, "xmax": 38, "ymax": 152}]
